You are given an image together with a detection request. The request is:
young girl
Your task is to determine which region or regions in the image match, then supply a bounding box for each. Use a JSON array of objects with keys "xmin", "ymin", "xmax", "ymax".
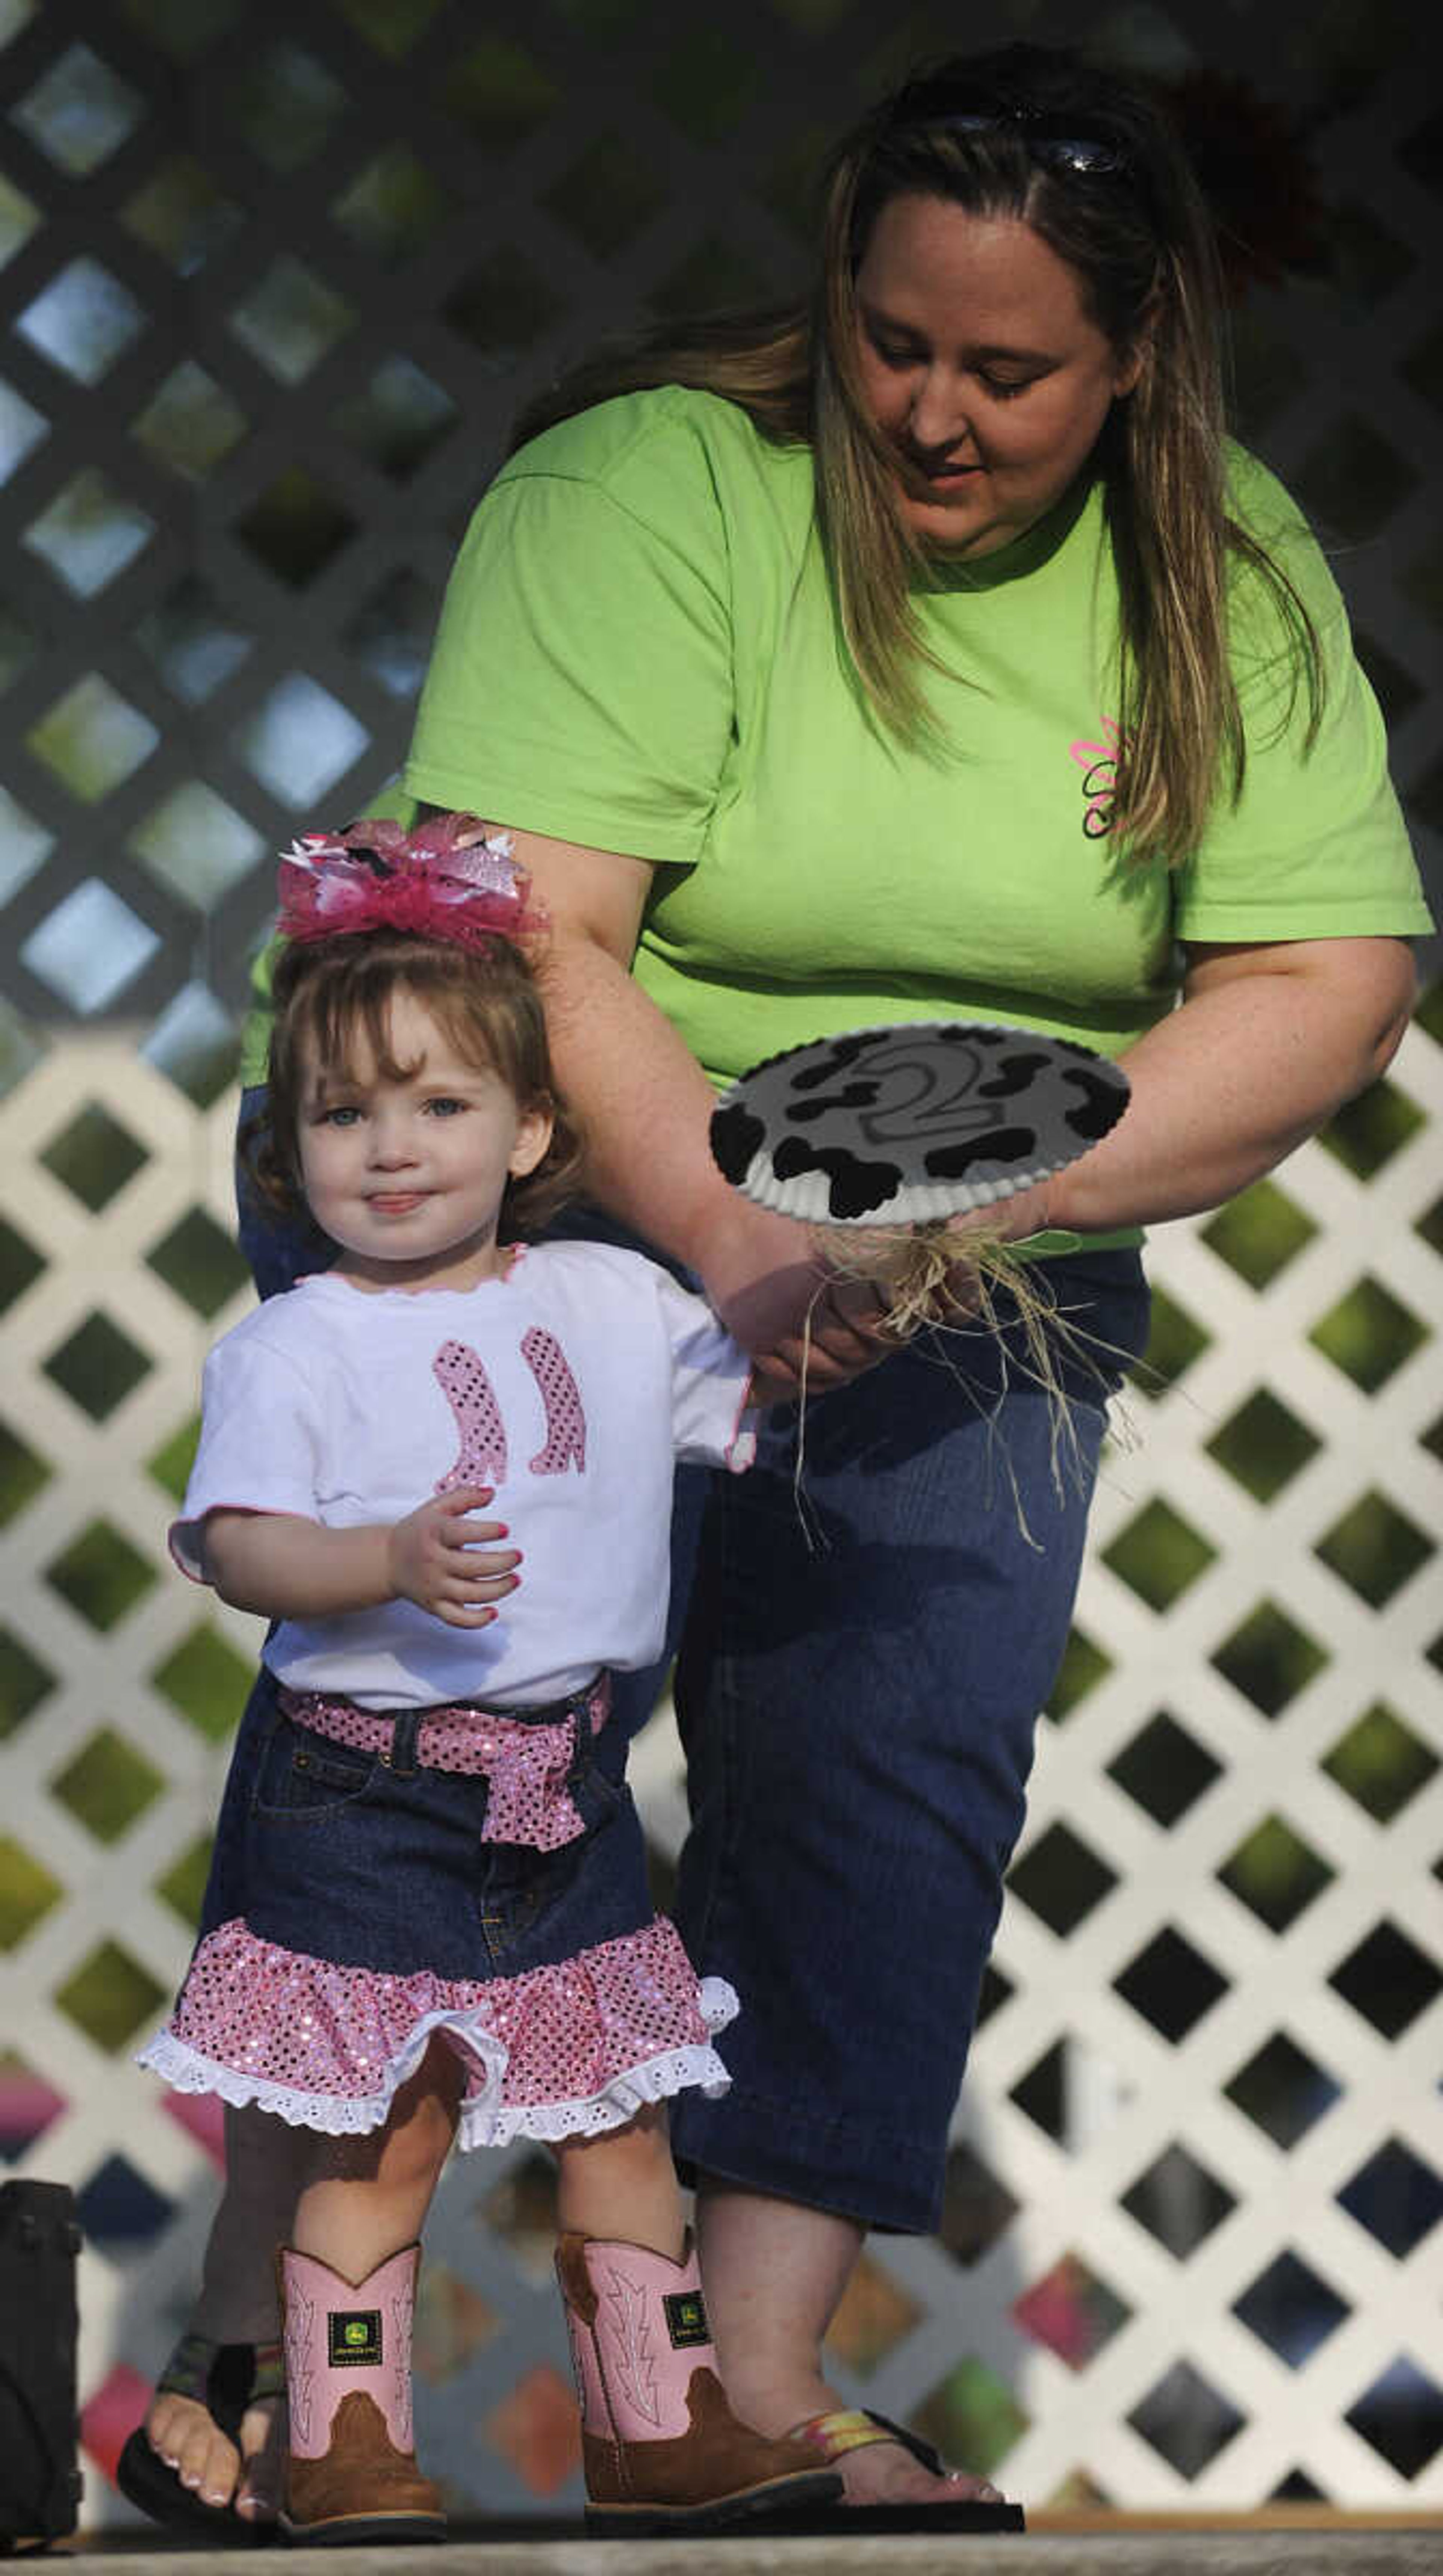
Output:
[{"xmin": 138, "ymin": 817, "xmax": 839, "ymax": 2543}]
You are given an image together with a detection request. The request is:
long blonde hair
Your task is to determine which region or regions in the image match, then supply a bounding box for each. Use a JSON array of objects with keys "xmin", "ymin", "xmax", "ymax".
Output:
[{"xmin": 515, "ymin": 43, "xmax": 1322, "ymax": 866}]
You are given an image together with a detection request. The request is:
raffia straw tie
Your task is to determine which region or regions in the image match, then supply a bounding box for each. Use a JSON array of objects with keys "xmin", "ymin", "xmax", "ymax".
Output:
[{"xmin": 789, "ymin": 1220, "xmax": 1125, "ymax": 1549}]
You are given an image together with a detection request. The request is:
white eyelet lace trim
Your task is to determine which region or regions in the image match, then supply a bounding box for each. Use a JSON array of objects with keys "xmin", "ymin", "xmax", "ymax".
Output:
[{"xmin": 137, "ymin": 1987, "xmax": 737, "ymax": 2151}]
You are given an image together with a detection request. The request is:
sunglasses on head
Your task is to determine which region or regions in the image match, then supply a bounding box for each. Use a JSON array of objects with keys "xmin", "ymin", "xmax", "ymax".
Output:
[{"xmin": 929, "ymin": 108, "xmax": 1128, "ymax": 178}]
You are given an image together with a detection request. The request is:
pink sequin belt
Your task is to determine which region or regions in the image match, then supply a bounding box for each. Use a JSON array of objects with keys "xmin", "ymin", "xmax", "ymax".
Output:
[{"xmin": 277, "ymin": 1678, "xmax": 610, "ymax": 1852}]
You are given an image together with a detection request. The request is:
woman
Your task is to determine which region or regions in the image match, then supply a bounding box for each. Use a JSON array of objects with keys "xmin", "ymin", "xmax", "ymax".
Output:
[{"xmin": 127, "ymin": 39, "xmax": 1428, "ymax": 2534}]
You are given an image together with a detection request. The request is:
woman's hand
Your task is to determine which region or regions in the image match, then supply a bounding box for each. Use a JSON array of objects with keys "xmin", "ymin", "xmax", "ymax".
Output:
[
  {"xmin": 711, "ymin": 1187, "xmax": 1069, "ymax": 1391},
  {"xmin": 386, "ymin": 1488, "xmax": 520, "ymax": 1627},
  {"xmin": 702, "ymin": 1200, "xmax": 896, "ymax": 1397}
]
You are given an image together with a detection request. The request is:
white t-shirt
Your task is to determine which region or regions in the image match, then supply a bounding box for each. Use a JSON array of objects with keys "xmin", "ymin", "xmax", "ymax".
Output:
[{"xmin": 171, "ymin": 1240, "xmax": 753, "ymax": 1709}]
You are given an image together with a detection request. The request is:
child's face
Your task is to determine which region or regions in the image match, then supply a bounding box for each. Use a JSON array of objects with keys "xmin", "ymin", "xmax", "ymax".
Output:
[{"xmin": 296, "ymin": 988, "xmax": 553, "ymax": 1292}]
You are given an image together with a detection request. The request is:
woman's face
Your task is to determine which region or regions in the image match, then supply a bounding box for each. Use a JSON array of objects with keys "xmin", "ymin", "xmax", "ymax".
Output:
[{"xmin": 853, "ymin": 191, "xmax": 1143, "ymax": 556}]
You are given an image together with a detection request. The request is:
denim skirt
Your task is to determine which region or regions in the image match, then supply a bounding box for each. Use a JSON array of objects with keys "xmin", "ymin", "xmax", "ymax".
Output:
[{"xmin": 142, "ymin": 1692, "xmax": 734, "ymax": 2150}]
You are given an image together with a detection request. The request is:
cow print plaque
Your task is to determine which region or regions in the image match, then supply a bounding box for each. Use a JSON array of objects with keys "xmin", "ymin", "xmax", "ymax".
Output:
[{"xmin": 709, "ymin": 1022, "xmax": 1130, "ymax": 1226}]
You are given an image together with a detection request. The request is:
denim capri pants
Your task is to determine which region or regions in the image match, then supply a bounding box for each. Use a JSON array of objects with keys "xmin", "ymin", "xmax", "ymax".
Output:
[{"xmin": 665, "ymin": 1248, "xmax": 1150, "ymax": 2232}]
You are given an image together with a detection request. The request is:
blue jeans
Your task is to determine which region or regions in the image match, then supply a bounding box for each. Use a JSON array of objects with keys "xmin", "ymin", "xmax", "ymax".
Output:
[
  {"xmin": 215, "ymin": 1091, "xmax": 1147, "ymax": 2229},
  {"xmin": 667, "ymin": 1253, "xmax": 1150, "ymax": 2232}
]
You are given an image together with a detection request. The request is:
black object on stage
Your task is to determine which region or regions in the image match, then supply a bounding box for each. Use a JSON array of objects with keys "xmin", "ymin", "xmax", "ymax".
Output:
[{"xmin": 0, "ymin": 2180, "xmax": 83, "ymax": 2547}]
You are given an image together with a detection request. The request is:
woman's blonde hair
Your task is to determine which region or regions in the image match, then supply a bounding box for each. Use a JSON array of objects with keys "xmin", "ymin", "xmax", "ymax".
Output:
[
  {"xmin": 249, "ymin": 928, "xmax": 585, "ymax": 1238},
  {"xmin": 515, "ymin": 42, "xmax": 1322, "ymax": 867}
]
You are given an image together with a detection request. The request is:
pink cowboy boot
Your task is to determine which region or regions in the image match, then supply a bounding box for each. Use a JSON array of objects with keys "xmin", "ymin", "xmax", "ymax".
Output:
[
  {"xmin": 277, "ymin": 2242, "xmax": 445, "ymax": 2546},
  {"xmin": 555, "ymin": 2230, "xmax": 843, "ymax": 2533}
]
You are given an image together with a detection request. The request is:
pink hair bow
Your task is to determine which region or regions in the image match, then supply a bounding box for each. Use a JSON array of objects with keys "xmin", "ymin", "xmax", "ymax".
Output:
[{"xmin": 277, "ymin": 812, "xmax": 542, "ymax": 953}]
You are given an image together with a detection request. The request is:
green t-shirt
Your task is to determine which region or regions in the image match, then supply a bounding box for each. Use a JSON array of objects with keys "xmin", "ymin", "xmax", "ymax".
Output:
[
  {"xmin": 399, "ymin": 388, "xmax": 1428, "ymax": 1086},
  {"xmin": 244, "ymin": 388, "xmax": 1429, "ymax": 1117}
]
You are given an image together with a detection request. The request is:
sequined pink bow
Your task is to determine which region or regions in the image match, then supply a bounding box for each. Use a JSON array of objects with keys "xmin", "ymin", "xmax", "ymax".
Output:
[
  {"xmin": 479, "ymin": 1715, "xmax": 586, "ymax": 1851},
  {"xmin": 277, "ymin": 813, "xmax": 541, "ymax": 953}
]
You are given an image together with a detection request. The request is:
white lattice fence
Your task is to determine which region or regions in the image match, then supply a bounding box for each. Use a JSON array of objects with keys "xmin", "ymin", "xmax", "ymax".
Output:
[
  {"xmin": 966, "ymin": 1008, "xmax": 1443, "ymax": 2507},
  {"xmin": 1, "ymin": 0, "xmax": 1441, "ymax": 2531},
  {"xmin": 0, "ymin": 1015, "xmax": 1439, "ymax": 2520}
]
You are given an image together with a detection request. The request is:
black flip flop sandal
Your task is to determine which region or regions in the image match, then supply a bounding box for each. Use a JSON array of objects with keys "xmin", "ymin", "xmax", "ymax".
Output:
[
  {"xmin": 784, "ymin": 2405, "xmax": 1026, "ymax": 2533},
  {"xmin": 115, "ymin": 2336, "xmax": 283, "ymax": 2546}
]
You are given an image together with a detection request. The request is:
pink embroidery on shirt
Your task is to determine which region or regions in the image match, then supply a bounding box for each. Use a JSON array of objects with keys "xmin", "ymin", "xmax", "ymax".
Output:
[
  {"xmin": 432, "ymin": 1340, "xmax": 507, "ymax": 1490},
  {"xmin": 522, "ymin": 1328, "xmax": 586, "ymax": 1475},
  {"xmin": 1069, "ymin": 714, "xmax": 1125, "ymax": 838}
]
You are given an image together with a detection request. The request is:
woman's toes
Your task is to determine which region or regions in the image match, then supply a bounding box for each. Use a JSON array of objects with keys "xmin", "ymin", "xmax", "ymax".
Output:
[
  {"xmin": 841, "ymin": 2438, "xmax": 997, "ymax": 2509},
  {"xmin": 147, "ymin": 2393, "xmax": 241, "ymax": 2506},
  {"xmin": 144, "ymin": 2390, "xmax": 187, "ymax": 2467},
  {"xmin": 191, "ymin": 2426, "xmax": 241, "ymax": 2507},
  {"xmin": 234, "ymin": 2397, "xmax": 285, "ymax": 2522},
  {"xmin": 947, "ymin": 2469, "xmax": 1003, "ymax": 2501}
]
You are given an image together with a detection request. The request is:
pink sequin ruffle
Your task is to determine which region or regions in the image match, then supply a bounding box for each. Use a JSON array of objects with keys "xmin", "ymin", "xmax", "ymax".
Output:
[{"xmin": 138, "ymin": 1914, "xmax": 736, "ymax": 2149}]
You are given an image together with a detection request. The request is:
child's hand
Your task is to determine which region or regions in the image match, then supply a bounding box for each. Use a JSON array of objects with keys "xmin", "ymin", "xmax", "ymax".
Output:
[{"xmin": 386, "ymin": 1487, "xmax": 520, "ymax": 1627}]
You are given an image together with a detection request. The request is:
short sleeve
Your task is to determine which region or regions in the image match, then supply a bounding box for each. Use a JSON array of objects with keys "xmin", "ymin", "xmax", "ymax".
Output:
[
  {"xmin": 652, "ymin": 1270, "xmax": 755, "ymax": 1473},
  {"xmin": 169, "ymin": 1330, "xmax": 322, "ymax": 1580},
  {"xmin": 404, "ymin": 408, "xmax": 736, "ymax": 866},
  {"xmin": 1174, "ymin": 459, "xmax": 1432, "ymax": 944}
]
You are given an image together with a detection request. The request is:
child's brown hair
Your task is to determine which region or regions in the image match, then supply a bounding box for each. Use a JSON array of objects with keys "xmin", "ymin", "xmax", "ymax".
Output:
[{"xmin": 247, "ymin": 927, "xmax": 585, "ymax": 1239}]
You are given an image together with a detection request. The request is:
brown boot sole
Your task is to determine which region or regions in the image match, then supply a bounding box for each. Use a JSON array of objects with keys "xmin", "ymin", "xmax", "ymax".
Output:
[
  {"xmin": 585, "ymin": 2465, "xmax": 842, "ymax": 2536},
  {"xmin": 278, "ymin": 2505, "xmax": 446, "ymax": 2546}
]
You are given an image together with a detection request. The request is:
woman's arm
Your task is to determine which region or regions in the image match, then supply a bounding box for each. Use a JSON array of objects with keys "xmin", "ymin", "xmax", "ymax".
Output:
[
  {"xmin": 202, "ymin": 1489, "xmax": 519, "ymax": 1628},
  {"xmin": 513, "ymin": 827, "xmax": 882, "ymax": 1388},
  {"xmin": 1027, "ymin": 934, "xmax": 1418, "ymax": 1236},
  {"xmin": 514, "ymin": 828, "xmax": 1416, "ymax": 1344}
]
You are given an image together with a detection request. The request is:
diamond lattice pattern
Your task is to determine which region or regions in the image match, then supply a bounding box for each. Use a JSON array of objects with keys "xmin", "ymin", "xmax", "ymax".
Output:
[{"xmin": 1, "ymin": 0, "xmax": 1441, "ymax": 2528}]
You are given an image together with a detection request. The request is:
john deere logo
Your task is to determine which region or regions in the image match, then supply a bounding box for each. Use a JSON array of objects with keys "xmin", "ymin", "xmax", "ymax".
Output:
[
  {"xmin": 664, "ymin": 2290, "xmax": 710, "ymax": 2349},
  {"xmin": 328, "ymin": 2307, "xmax": 382, "ymax": 2368}
]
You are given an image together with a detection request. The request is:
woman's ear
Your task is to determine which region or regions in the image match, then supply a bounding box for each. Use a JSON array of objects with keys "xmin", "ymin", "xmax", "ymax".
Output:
[{"xmin": 1113, "ymin": 346, "xmax": 1145, "ymax": 397}]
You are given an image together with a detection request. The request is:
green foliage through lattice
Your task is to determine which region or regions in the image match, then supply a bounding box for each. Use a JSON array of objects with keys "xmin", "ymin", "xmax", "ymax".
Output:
[
  {"xmin": 0, "ymin": 1419, "xmax": 50, "ymax": 1523},
  {"xmin": 0, "ymin": 1837, "xmax": 62, "ymax": 1949},
  {"xmin": 1324, "ymin": 1705, "xmax": 1439, "ymax": 1822},
  {"xmin": 50, "ymin": 1727, "xmax": 165, "ymax": 1843},
  {"xmin": 54, "ymin": 1941, "xmax": 166, "ymax": 2052},
  {"xmin": 1202, "ymin": 1180, "xmax": 1318, "ymax": 1288},
  {"xmin": 151, "ymin": 1623, "xmax": 256, "ymax": 1740}
]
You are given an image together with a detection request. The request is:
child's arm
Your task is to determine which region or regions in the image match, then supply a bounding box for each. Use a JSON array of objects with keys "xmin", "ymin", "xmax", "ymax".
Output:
[{"xmin": 201, "ymin": 1486, "xmax": 519, "ymax": 1629}]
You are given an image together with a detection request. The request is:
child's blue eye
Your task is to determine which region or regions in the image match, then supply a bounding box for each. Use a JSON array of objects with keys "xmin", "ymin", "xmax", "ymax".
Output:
[
  {"xmin": 323, "ymin": 1104, "xmax": 360, "ymax": 1126},
  {"xmin": 424, "ymin": 1096, "xmax": 467, "ymax": 1117}
]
